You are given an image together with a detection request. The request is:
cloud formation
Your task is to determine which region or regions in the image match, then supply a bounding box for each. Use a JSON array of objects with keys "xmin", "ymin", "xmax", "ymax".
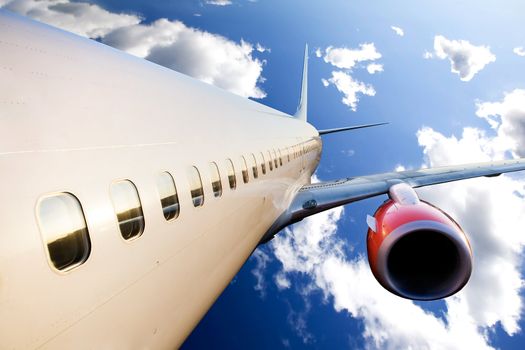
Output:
[
  {"xmin": 475, "ymin": 89, "xmax": 525, "ymax": 157},
  {"xmin": 251, "ymin": 248, "xmax": 271, "ymax": 297},
  {"xmin": 321, "ymin": 71, "xmax": 376, "ymax": 111},
  {"xmin": 322, "ymin": 43, "xmax": 381, "ymax": 69},
  {"xmin": 391, "ymin": 25, "xmax": 404, "ymax": 36},
  {"xmin": 269, "ymin": 91, "xmax": 525, "ymax": 347},
  {"xmin": 0, "ymin": 0, "xmax": 141, "ymax": 37},
  {"xmin": 366, "ymin": 63, "xmax": 383, "ymax": 74},
  {"xmin": 205, "ymin": 0, "xmax": 232, "ymax": 5},
  {"xmin": 318, "ymin": 43, "xmax": 382, "ymax": 111},
  {"xmin": 432, "ymin": 35, "xmax": 496, "ymax": 82},
  {"xmin": 104, "ymin": 19, "xmax": 267, "ymax": 98},
  {"xmin": 513, "ymin": 47, "xmax": 525, "ymax": 57},
  {"xmin": 0, "ymin": 0, "xmax": 267, "ymax": 98}
]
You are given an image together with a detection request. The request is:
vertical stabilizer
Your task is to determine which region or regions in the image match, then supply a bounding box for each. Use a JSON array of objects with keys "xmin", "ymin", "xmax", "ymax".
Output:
[{"xmin": 294, "ymin": 44, "xmax": 308, "ymax": 122}]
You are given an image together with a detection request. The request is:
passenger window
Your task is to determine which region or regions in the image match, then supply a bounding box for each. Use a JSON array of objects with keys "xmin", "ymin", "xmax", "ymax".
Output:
[
  {"xmin": 273, "ymin": 149, "xmax": 278, "ymax": 168},
  {"xmin": 278, "ymin": 149, "xmax": 283, "ymax": 166},
  {"xmin": 226, "ymin": 159, "xmax": 237, "ymax": 189},
  {"xmin": 110, "ymin": 180, "xmax": 145, "ymax": 240},
  {"xmin": 188, "ymin": 166, "xmax": 204, "ymax": 207},
  {"xmin": 37, "ymin": 193, "xmax": 91, "ymax": 271},
  {"xmin": 251, "ymin": 153, "xmax": 259, "ymax": 179},
  {"xmin": 267, "ymin": 151, "xmax": 273, "ymax": 171},
  {"xmin": 260, "ymin": 152, "xmax": 266, "ymax": 174},
  {"xmin": 156, "ymin": 171, "xmax": 179, "ymax": 221},
  {"xmin": 210, "ymin": 162, "xmax": 223, "ymax": 197},
  {"xmin": 240, "ymin": 156, "xmax": 249, "ymax": 183},
  {"xmin": 287, "ymin": 147, "xmax": 291, "ymax": 162}
]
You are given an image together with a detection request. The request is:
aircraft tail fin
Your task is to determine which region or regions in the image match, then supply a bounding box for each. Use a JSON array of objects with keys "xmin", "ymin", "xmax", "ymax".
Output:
[{"xmin": 294, "ymin": 44, "xmax": 308, "ymax": 122}]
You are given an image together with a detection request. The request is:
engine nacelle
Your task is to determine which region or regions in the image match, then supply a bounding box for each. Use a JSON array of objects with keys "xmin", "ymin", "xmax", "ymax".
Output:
[{"xmin": 367, "ymin": 183, "xmax": 472, "ymax": 300}]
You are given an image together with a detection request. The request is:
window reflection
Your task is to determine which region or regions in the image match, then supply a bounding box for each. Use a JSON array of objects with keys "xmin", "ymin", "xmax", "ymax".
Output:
[
  {"xmin": 37, "ymin": 193, "xmax": 91, "ymax": 271},
  {"xmin": 188, "ymin": 166, "xmax": 204, "ymax": 207},
  {"xmin": 210, "ymin": 162, "xmax": 223, "ymax": 197},
  {"xmin": 240, "ymin": 156, "xmax": 249, "ymax": 183},
  {"xmin": 251, "ymin": 153, "xmax": 259, "ymax": 179},
  {"xmin": 110, "ymin": 180, "xmax": 145, "ymax": 240},
  {"xmin": 156, "ymin": 172, "xmax": 179, "ymax": 221},
  {"xmin": 226, "ymin": 159, "xmax": 236, "ymax": 189},
  {"xmin": 260, "ymin": 152, "xmax": 266, "ymax": 175}
]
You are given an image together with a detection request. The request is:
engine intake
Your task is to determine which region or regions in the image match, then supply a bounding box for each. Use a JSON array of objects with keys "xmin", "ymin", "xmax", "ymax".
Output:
[{"xmin": 367, "ymin": 183, "xmax": 472, "ymax": 300}]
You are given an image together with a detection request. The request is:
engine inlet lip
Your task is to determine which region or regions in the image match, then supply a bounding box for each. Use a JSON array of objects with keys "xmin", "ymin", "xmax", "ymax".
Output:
[{"xmin": 375, "ymin": 220, "xmax": 472, "ymax": 301}]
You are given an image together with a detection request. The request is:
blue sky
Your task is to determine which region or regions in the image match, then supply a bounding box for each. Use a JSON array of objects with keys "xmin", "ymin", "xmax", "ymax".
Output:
[{"xmin": 3, "ymin": 0, "xmax": 525, "ymax": 348}]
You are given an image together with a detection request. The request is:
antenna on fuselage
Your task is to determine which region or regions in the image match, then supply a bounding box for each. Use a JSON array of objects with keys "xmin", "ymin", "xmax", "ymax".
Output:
[{"xmin": 294, "ymin": 43, "xmax": 308, "ymax": 122}]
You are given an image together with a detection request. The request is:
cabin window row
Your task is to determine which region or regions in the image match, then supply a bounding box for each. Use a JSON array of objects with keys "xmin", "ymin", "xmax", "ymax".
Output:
[{"xmin": 35, "ymin": 139, "xmax": 321, "ymax": 273}]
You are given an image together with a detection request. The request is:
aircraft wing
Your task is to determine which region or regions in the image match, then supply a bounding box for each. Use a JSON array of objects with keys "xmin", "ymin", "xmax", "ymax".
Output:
[{"xmin": 288, "ymin": 158, "xmax": 525, "ymax": 224}]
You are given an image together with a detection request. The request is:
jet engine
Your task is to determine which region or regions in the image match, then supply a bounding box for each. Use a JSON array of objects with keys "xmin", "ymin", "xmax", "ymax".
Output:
[{"xmin": 366, "ymin": 183, "xmax": 472, "ymax": 300}]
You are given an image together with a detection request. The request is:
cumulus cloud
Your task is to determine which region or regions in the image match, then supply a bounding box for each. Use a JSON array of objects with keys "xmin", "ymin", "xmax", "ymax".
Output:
[
  {"xmin": 1, "ymin": 0, "xmax": 267, "ymax": 98},
  {"xmin": 514, "ymin": 47, "xmax": 525, "ymax": 57},
  {"xmin": 391, "ymin": 25, "xmax": 404, "ymax": 36},
  {"xmin": 317, "ymin": 43, "xmax": 382, "ymax": 111},
  {"xmin": 366, "ymin": 63, "xmax": 383, "ymax": 74},
  {"xmin": 322, "ymin": 71, "xmax": 375, "ymax": 111},
  {"xmin": 105, "ymin": 19, "xmax": 266, "ymax": 98},
  {"xmin": 0, "ymin": 0, "xmax": 140, "ymax": 37},
  {"xmin": 322, "ymin": 43, "xmax": 381, "ymax": 69},
  {"xmin": 475, "ymin": 89, "xmax": 525, "ymax": 157},
  {"xmin": 432, "ymin": 35, "xmax": 496, "ymax": 81},
  {"xmin": 269, "ymin": 92, "xmax": 525, "ymax": 347},
  {"xmin": 205, "ymin": 0, "xmax": 232, "ymax": 5}
]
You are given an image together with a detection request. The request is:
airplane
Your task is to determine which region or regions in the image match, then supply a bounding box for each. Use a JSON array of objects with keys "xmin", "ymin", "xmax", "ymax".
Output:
[{"xmin": 1, "ymin": 9, "xmax": 525, "ymax": 349}]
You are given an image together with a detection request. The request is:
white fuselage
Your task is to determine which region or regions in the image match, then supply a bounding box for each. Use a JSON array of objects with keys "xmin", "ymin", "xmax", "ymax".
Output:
[{"xmin": 0, "ymin": 11, "xmax": 321, "ymax": 348}]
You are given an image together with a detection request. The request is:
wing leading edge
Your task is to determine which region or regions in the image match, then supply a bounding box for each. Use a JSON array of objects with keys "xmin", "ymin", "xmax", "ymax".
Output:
[{"xmin": 260, "ymin": 158, "xmax": 525, "ymax": 243}]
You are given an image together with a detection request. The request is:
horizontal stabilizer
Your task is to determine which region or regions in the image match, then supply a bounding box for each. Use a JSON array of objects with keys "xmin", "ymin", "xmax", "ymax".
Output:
[{"xmin": 318, "ymin": 122, "xmax": 389, "ymax": 136}]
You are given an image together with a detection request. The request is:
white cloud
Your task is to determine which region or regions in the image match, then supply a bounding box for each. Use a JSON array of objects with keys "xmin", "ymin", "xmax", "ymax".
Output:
[
  {"xmin": 0, "ymin": 0, "xmax": 140, "ymax": 38},
  {"xmin": 270, "ymin": 92, "xmax": 525, "ymax": 347},
  {"xmin": 274, "ymin": 272, "xmax": 291, "ymax": 290},
  {"xmin": 1, "ymin": 0, "xmax": 266, "ymax": 99},
  {"xmin": 366, "ymin": 63, "xmax": 383, "ymax": 74},
  {"xmin": 475, "ymin": 89, "xmax": 525, "ymax": 157},
  {"xmin": 433, "ymin": 35, "xmax": 496, "ymax": 82},
  {"xmin": 391, "ymin": 25, "xmax": 404, "ymax": 36},
  {"xmin": 322, "ymin": 43, "xmax": 382, "ymax": 69},
  {"xmin": 514, "ymin": 47, "xmax": 525, "ymax": 57},
  {"xmin": 104, "ymin": 19, "xmax": 266, "ymax": 98},
  {"xmin": 318, "ymin": 43, "xmax": 381, "ymax": 110},
  {"xmin": 394, "ymin": 164, "xmax": 406, "ymax": 171},
  {"xmin": 322, "ymin": 71, "xmax": 375, "ymax": 111},
  {"xmin": 256, "ymin": 43, "xmax": 270, "ymax": 53},
  {"xmin": 205, "ymin": 0, "xmax": 232, "ymax": 5},
  {"xmin": 251, "ymin": 249, "xmax": 271, "ymax": 297},
  {"xmin": 423, "ymin": 50, "xmax": 434, "ymax": 59}
]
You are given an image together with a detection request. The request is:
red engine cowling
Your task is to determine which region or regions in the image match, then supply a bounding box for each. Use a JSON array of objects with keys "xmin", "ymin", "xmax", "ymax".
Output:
[{"xmin": 367, "ymin": 183, "xmax": 472, "ymax": 300}]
